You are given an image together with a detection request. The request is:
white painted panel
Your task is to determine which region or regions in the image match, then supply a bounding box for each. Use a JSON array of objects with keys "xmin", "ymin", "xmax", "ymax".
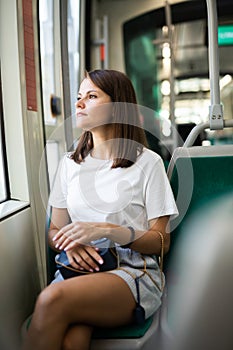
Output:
[{"xmin": 0, "ymin": 208, "xmax": 41, "ymax": 349}]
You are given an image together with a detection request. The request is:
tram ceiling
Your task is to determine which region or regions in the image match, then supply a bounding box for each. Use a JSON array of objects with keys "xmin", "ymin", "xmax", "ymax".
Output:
[
  {"xmin": 124, "ymin": 0, "xmax": 233, "ymax": 81},
  {"xmin": 158, "ymin": 20, "xmax": 233, "ymax": 81}
]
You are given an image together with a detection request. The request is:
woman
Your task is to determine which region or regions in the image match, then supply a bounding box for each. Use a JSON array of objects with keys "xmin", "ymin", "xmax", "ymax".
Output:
[{"xmin": 23, "ymin": 69, "xmax": 178, "ymax": 350}]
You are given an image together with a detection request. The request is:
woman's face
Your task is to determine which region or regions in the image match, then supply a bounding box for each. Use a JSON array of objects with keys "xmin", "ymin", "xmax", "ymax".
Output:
[{"xmin": 75, "ymin": 77, "xmax": 112, "ymax": 131}]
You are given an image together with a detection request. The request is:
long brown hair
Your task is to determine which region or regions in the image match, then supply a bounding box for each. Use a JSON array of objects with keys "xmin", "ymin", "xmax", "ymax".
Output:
[{"xmin": 71, "ymin": 69, "xmax": 148, "ymax": 168}]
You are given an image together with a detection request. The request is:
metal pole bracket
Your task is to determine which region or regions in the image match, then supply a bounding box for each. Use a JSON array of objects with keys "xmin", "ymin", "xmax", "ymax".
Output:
[{"xmin": 209, "ymin": 104, "xmax": 224, "ymax": 130}]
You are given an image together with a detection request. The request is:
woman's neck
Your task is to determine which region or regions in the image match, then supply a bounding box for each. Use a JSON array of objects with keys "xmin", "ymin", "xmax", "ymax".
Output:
[{"xmin": 91, "ymin": 126, "xmax": 113, "ymax": 160}]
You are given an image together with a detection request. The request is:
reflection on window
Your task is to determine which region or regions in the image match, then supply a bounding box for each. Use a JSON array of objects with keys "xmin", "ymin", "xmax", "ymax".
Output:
[
  {"xmin": 0, "ymin": 80, "xmax": 8, "ymax": 203},
  {"xmin": 39, "ymin": 0, "xmax": 56, "ymax": 125},
  {"xmin": 0, "ymin": 137, "xmax": 7, "ymax": 203},
  {"xmin": 68, "ymin": 0, "xmax": 80, "ymax": 126},
  {"xmin": 39, "ymin": 0, "xmax": 81, "ymax": 190}
]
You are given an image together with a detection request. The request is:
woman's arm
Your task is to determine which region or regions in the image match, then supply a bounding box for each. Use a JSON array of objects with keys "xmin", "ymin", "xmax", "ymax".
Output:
[
  {"xmin": 48, "ymin": 208, "xmax": 71, "ymax": 251},
  {"xmin": 48, "ymin": 208, "xmax": 105, "ymax": 271},
  {"xmin": 53, "ymin": 215, "xmax": 170, "ymax": 256},
  {"xmin": 107, "ymin": 215, "xmax": 170, "ymax": 255},
  {"xmin": 131, "ymin": 215, "xmax": 170, "ymax": 255}
]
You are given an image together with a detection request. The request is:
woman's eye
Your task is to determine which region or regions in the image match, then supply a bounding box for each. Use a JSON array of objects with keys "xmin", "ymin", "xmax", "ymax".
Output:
[
  {"xmin": 89, "ymin": 94, "xmax": 97, "ymax": 99},
  {"xmin": 77, "ymin": 96, "xmax": 81, "ymax": 101}
]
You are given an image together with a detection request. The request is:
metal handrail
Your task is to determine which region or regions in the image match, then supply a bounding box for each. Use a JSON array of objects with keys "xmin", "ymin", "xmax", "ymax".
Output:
[
  {"xmin": 206, "ymin": 0, "xmax": 224, "ymax": 130},
  {"xmin": 183, "ymin": 120, "xmax": 233, "ymax": 147},
  {"xmin": 182, "ymin": 0, "xmax": 233, "ymax": 148}
]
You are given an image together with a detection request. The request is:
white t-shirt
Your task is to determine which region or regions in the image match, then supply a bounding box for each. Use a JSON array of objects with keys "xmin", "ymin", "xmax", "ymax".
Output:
[{"xmin": 49, "ymin": 148, "xmax": 178, "ymax": 230}]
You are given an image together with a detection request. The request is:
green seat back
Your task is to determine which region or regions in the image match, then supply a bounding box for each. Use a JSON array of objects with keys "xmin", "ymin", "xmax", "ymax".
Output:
[
  {"xmin": 164, "ymin": 149, "xmax": 233, "ymax": 329},
  {"xmin": 165, "ymin": 152, "xmax": 233, "ymax": 272}
]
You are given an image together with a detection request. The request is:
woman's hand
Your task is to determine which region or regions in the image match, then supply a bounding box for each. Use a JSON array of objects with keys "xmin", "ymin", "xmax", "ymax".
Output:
[
  {"xmin": 66, "ymin": 245, "xmax": 104, "ymax": 272},
  {"xmin": 52, "ymin": 221, "xmax": 102, "ymax": 251}
]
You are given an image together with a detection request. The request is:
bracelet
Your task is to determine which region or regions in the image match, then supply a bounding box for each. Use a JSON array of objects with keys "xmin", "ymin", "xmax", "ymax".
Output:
[{"xmin": 122, "ymin": 226, "xmax": 135, "ymax": 248}]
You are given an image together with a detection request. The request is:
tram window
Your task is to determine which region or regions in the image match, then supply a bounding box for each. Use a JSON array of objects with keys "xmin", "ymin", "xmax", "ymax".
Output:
[
  {"xmin": 0, "ymin": 133, "xmax": 7, "ymax": 203},
  {"xmin": 39, "ymin": 0, "xmax": 56, "ymax": 125},
  {"xmin": 39, "ymin": 0, "xmax": 81, "ymax": 127},
  {"xmin": 39, "ymin": 0, "xmax": 81, "ymax": 189},
  {"xmin": 0, "ymin": 78, "xmax": 9, "ymax": 203},
  {"xmin": 67, "ymin": 0, "xmax": 81, "ymax": 126}
]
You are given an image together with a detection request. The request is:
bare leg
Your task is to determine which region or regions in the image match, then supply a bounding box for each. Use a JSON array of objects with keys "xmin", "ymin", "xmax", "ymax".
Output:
[
  {"xmin": 62, "ymin": 324, "xmax": 93, "ymax": 350},
  {"xmin": 22, "ymin": 273, "xmax": 136, "ymax": 350}
]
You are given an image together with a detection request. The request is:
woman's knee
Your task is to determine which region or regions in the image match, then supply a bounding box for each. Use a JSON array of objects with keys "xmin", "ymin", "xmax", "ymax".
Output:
[{"xmin": 35, "ymin": 284, "xmax": 65, "ymax": 316}]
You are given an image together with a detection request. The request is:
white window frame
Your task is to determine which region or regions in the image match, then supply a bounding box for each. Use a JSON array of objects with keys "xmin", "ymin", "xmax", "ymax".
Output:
[{"xmin": 0, "ymin": 0, "xmax": 29, "ymax": 219}]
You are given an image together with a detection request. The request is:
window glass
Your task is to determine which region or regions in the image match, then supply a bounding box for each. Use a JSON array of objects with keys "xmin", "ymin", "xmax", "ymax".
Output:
[
  {"xmin": 0, "ymin": 135, "xmax": 7, "ymax": 203},
  {"xmin": 67, "ymin": 0, "xmax": 80, "ymax": 127},
  {"xmin": 39, "ymin": 0, "xmax": 81, "ymax": 191},
  {"xmin": 0, "ymin": 80, "xmax": 8, "ymax": 203},
  {"xmin": 39, "ymin": 0, "xmax": 56, "ymax": 125}
]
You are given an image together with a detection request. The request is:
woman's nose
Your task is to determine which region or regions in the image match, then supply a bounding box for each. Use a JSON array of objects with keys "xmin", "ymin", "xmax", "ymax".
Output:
[{"xmin": 75, "ymin": 98, "xmax": 85, "ymax": 109}]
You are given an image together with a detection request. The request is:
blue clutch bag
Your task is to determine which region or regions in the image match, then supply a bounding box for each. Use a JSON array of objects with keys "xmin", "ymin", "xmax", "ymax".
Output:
[{"xmin": 55, "ymin": 246, "xmax": 118, "ymax": 279}]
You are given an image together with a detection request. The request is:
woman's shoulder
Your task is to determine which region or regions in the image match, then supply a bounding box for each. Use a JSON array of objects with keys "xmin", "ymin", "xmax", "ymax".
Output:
[
  {"xmin": 59, "ymin": 152, "xmax": 72, "ymax": 163},
  {"xmin": 138, "ymin": 147, "xmax": 162, "ymax": 164},
  {"xmin": 58, "ymin": 152, "xmax": 77, "ymax": 169}
]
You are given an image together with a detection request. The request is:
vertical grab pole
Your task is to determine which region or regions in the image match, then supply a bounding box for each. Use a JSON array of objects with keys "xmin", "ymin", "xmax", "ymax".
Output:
[
  {"xmin": 92, "ymin": 16, "xmax": 109, "ymax": 69},
  {"xmin": 103, "ymin": 16, "xmax": 109, "ymax": 69},
  {"xmin": 165, "ymin": 1, "xmax": 178, "ymax": 151},
  {"xmin": 206, "ymin": 0, "xmax": 224, "ymax": 130}
]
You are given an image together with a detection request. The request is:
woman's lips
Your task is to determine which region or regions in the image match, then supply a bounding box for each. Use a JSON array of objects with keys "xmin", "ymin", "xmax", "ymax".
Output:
[{"xmin": 77, "ymin": 112, "xmax": 87, "ymax": 118}]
